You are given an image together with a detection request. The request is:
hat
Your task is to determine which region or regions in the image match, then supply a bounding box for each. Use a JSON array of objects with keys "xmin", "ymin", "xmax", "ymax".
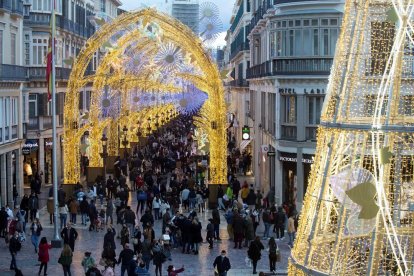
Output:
[{"xmin": 85, "ymin": 252, "xmax": 91, "ymax": 256}]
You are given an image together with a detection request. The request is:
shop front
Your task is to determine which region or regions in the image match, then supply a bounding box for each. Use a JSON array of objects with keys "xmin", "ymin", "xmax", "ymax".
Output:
[
  {"xmin": 23, "ymin": 139, "xmax": 39, "ymax": 187},
  {"xmin": 278, "ymin": 151, "xmax": 314, "ymax": 210},
  {"xmin": 44, "ymin": 138, "xmax": 53, "ymax": 184}
]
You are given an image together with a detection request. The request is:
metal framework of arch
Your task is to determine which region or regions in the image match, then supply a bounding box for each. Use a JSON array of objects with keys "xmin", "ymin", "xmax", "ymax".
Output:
[{"xmin": 63, "ymin": 9, "xmax": 227, "ymax": 185}]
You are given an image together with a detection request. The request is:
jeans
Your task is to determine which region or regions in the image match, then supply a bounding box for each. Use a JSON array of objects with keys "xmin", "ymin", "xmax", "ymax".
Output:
[
  {"xmin": 269, "ymin": 256, "xmax": 276, "ymax": 272},
  {"xmin": 30, "ymin": 209, "xmax": 37, "ymax": 222},
  {"xmin": 218, "ymin": 272, "xmax": 227, "ymax": 276},
  {"xmin": 153, "ymin": 208, "xmax": 160, "ymax": 220},
  {"xmin": 62, "ymin": 265, "xmax": 71, "ymax": 276},
  {"xmin": 31, "ymin": 234, "xmax": 39, "ymax": 252},
  {"xmin": 98, "ymin": 194, "xmax": 104, "ymax": 205},
  {"xmin": 214, "ymin": 224, "xmax": 220, "ymax": 239},
  {"xmin": 252, "ymin": 259, "xmax": 258, "ymax": 273},
  {"xmin": 60, "ymin": 213, "xmax": 67, "ymax": 229},
  {"xmin": 276, "ymin": 225, "xmax": 284, "ymax": 239},
  {"xmin": 39, "ymin": 262, "xmax": 48, "ymax": 275},
  {"xmin": 137, "ymin": 200, "xmax": 146, "ymax": 214},
  {"xmin": 10, "ymin": 252, "xmax": 16, "ymax": 270},
  {"xmin": 70, "ymin": 213, "xmax": 77, "ymax": 224},
  {"xmin": 142, "ymin": 255, "xmax": 151, "ymax": 270},
  {"xmin": 263, "ymin": 223, "xmax": 271, "ymax": 238},
  {"xmin": 288, "ymin": 232, "xmax": 296, "ymax": 246},
  {"xmin": 81, "ymin": 213, "xmax": 87, "ymax": 225},
  {"xmin": 189, "ymin": 198, "xmax": 196, "ymax": 209},
  {"xmin": 218, "ymin": 198, "xmax": 225, "ymax": 210},
  {"xmin": 121, "ymin": 264, "xmax": 128, "ymax": 276}
]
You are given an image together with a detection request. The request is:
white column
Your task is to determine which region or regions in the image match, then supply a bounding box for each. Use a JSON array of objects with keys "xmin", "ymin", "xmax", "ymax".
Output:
[
  {"xmin": 0, "ymin": 154, "xmax": 6, "ymax": 207},
  {"xmin": 275, "ymin": 154, "xmax": 283, "ymax": 207},
  {"xmin": 6, "ymin": 152, "xmax": 13, "ymax": 207},
  {"xmin": 15, "ymin": 149, "xmax": 23, "ymax": 200},
  {"xmin": 296, "ymin": 148, "xmax": 304, "ymax": 211}
]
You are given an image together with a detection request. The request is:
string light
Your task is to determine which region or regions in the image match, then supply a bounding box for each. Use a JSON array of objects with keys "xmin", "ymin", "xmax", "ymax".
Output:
[{"xmin": 63, "ymin": 8, "xmax": 227, "ymax": 185}]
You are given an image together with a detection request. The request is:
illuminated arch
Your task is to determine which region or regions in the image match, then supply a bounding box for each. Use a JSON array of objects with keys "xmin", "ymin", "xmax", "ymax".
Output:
[{"xmin": 63, "ymin": 9, "xmax": 227, "ymax": 185}]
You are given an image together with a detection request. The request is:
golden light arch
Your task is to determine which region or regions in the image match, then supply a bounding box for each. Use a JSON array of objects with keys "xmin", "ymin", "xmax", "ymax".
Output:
[{"xmin": 63, "ymin": 8, "xmax": 227, "ymax": 185}]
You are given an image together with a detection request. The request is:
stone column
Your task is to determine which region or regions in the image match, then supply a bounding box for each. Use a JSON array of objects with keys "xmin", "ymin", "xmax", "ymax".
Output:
[
  {"xmin": 6, "ymin": 152, "xmax": 13, "ymax": 207},
  {"xmin": 296, "ymin": 148, "xmax": 304, "ymax": 212},
  {"xmin": 0, "ymin": 154, "xmax": 6, "ymax": 207},
  {"xmin": 15, "ymin": 149, "xmax": 23, "ymax": 201},
  {"xmin": 296, "ymin": 95, "xmax": 306, "ymax": 142},
  {"xmin": 275, "ymin": 152, "xmax": 283, "ymax": 207}
]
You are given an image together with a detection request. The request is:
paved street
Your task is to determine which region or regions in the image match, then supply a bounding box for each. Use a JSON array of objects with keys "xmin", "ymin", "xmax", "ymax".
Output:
[{"xmin": 1, "ymin": 177, "xmax": 290, "ymax": 276}]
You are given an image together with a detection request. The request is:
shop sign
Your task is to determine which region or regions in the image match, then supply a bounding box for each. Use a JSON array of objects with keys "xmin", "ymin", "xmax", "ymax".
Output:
[
  {"xmin": 22, "ymin": 139, "xmax": 39, "ymax": 155},
  {"xmin": 279, "ymin": 156, "xmax": 314, "ymax": 164},
  {"xmin": 267, "ymin": 151, "xmax": 276, "ymax": 157},
  {"xmin": 45, "ymin": 139, "xmax": 53, "ymax": 149}
]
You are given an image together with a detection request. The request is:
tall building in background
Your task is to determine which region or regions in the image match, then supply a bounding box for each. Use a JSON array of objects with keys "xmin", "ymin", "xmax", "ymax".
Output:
[{"xmin": 171, "ymin": 0, "xmax": 199, "ymax": 34}]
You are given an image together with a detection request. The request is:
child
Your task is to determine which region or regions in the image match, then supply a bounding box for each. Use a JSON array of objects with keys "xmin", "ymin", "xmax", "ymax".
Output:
[
  {"xmin": 97, "ymin": 209, "xmax": 106, "ymax": 230},
  {"xmin": 206, "ymin": 218, "xmax": 214, "ymax": 249},
  {"xmin": 81, "ymin": 251, "xmax": 96, "ymax": 273}
]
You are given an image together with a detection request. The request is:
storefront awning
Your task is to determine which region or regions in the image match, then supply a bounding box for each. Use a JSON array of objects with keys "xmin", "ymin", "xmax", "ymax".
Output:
[{"xmin": 240, "ymin": 139, "xmax": 251, "ymax": 152}]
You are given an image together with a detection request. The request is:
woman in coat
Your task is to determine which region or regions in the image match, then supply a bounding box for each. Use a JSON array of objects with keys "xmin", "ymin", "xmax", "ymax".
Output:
[
  {"xmin": 103, "ymin": 227, "xmax": 116, "ymax": 250},
  {"xmin": 101, "ymin": 246, "xmax": 116, "ymax": 269},
  {"xmin": 244, "ymin": 214, "xmax": 255, "ymax": 247},
  {"xmin": 268, "ymin": 237, "xmax": 278, "ymax": 273},
  {"xmin": 120, "ymin": 224, "xmax": 130, "ymax": 247},
  {"xmin": 191, "ymin": 217, "xmax": 203, "ymax": 255},
  {"xmin": 59, "ymin": 244, "xmax": 73, "ymax": 276},
  {"xmin": 38, "ymin": 237, "xmax": 52, "ymax": 276},
  {"xmin": 30, "ymin": 218, "xmax": 43, "ymax": 253},
  {"xmin": 46, "ymin": 197, "xmax": 54, "ymax": 224},
  {"xmin": 248, "ymin": 236, "xmax": 265, "ymax": 274}
]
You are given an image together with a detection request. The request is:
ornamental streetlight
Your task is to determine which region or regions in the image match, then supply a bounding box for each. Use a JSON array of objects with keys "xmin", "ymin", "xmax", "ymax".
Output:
[
  {"xmin": 136, "ymin": 120, "xmax": 142, "ymax": 149},
  {"xmin": 122, "ymin": 125, "xmax": 128, "ymax": 158}
]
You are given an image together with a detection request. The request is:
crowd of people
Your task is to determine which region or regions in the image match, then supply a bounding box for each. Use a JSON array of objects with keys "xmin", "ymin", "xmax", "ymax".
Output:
[{"xmin": 0, "ymin": 115, "xmax": 298, "ymax": 276}]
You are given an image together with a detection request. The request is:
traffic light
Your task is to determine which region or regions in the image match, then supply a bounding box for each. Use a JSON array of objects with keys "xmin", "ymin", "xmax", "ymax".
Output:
[{"xmin": 242, "ymin": 125, "xmax": 250, "ymax": 140}]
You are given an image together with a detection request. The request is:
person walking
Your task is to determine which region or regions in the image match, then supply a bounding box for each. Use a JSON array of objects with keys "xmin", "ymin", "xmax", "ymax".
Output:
[
  {"xmin": 9, "ymin": 232, "xmax": 21, "ymax": 271},
  {"xmin": 152, "ymin": 196, "xmax": 161, "ymax": 220},
  {"xmin": 46, "ymin": 197, "xmax": 54, "ymax": 225},
  {"xmin": 80, "ymin": 196, "xmax": 89, "ymax": 226},
  {"xmin": 28, "ymin": 193, "xmax": 39, "ymax": 222},
  {"xmin": 106, "ymin": 198, "xmax": 114, "ymax": 225},
  {"xmin": 248, "ymin": 236, "xmax": 265, "ymax": 274},
  {"xmin": 212, "ymin": 207, "xmax": 221, "ymax": 240},
  {"xmin": 191, "ymin": 217, "xmax": 202, "ymax": 255},
  {"xmin": 268, "ymin": 237, "xmax": 278, "ymax": 273},
  {"xmin": 69, "ymin": 198, "xmax": 78, "ymax": 225},
  {"xmin": 213, "ymin": 250, "xmax": 231, "ymax": 276},
  {"xmin": 60, "ymin": 223, "xmax": 78, "ymax": 252},
  {"xmin": 217, "ymin": 185, "xmax": 225, "ymax": 210},
  {"xmin": 141, "ymin": 238, "xmax": 153, "ymax": 270},
  {"xmin": 59, "ymin": 203, "xmax": 69, "ymax": 230},
  {"xmin": 30, "ymin": 218, "xmax": 43, "ymax": 253},
  {"xmin": 246, "ymin": 187, "xmax": 257, "ymax": 211},
  {"xmin": 117, "ymin": 243, "xmax": 135, "ymax": 276},
  {"xmin": 58, "ymin": 244, "xmax": 73, "ymax": 276},
  {"xmin": 152, "ymin": 241, "xmax": 167, "ymax": 276},
  {"xmin": 38, "ymin": 237, "xmax": 52, "ymax": 276},
  {"xmin": 206, "ymin": 218, "xmax": 214, "ymax": 249},
  {"xmin": 274, "ymin": 207, "xmax": 286, "ymax": 240},
  {"xmin": 103, "ymin": 226, "xmax": 116, "ymax": 250},
  {"xmin": 232, "ymin": 211, "xmax": 244, "ymax": 249},
  {"xmin": 81, "ymin": 251, "xmax": 96, "ymax": 274},
  {"xmin": 262, "ymin": 209, "xmax": 272, "ymax": 239},
  {"xmin": 287, "ymin": 213, "xmax": 296, "ymax": 247},
  {"xmin": 124, "ymin": 206, "xmax": 136, "ymax": 236}
]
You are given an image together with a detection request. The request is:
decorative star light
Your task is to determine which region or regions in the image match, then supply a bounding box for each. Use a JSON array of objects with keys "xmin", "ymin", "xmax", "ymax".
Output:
[{"xmin": 154, "ymin": 43, "xmax": 184, "ymax": 72}]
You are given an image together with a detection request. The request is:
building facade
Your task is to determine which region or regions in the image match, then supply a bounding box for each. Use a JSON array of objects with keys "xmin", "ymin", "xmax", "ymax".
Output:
[
  {"xmin": 171, "ymin": 0, "xmax": 199, "ymax": 34},
  {"xmin": 0, "ymin": 0, "xmax": 26, "ymax": 207},
  {"xmin": 226, "ymin": 0, "xmax": 344, "ymax": 210}
]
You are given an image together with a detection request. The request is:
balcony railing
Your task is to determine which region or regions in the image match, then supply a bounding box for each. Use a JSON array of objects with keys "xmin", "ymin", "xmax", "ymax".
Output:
[
  {"xmin": 247, "ymin": 58, "xmax": 333, "ymax": 78},
  {"xmin": 0, "ymin": 0, "xmax": 23, "ymax": 16},
  {"xmin": 0, "ymin": 64, "xmax": 27, "ymax": 81},
  {"xmin": 28, "ymin": 67, "xmax": 71, "ymax": 80},
  {"xmin": 27, "ymin": 117, "xmax": 39, "ymax": 130},
  {"xmin": 228, "ymin": 79, "xmax": 249, "ymax": 87},
  {"xmin": 42, "ymin": 116, "xmax": 52, "ymax": 129},
  {"xmin": 305, "ymin": 126, "xmax": 318, "ymax": 141},
  {"xmin": 281, "ymin": 125, "xmax": 297, "ymax": 140},
  {"xmin": 230, "ymin": 41, "xmax": 249, "ymax": 61}
]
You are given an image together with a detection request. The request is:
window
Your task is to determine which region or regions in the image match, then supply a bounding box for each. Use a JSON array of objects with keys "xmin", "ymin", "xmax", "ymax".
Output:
[
  {"xmin": 321, "ymin": 29, "xmax": 329, "ymax": 56},
  {"xmin": 29, "ymin": 94, "xmax": 38, "ymax": 118},
  {"xmin": 282, "ymin": 95, "xmax": 296, "ymax": 124},
  {"xmin": 307, "ymin": 96, "xmax": 324, "ymax": 125},
  {"xmin": 268, "ymin": 93, "xmax": 276, "ymax": 135},
  {"xmin": 11, "ymin": 98, "xmax": 18, "ymax": 125},
  {"xmin": 32, "ymin": 37, "xmax": 48, "ymax": 65},
  {"xmin": 0, "ymin": 31, "xmax": 3, "ymax": 64},
  {"xmin": 313, "ymin": 29, "xmax": 319, "ymax": 56},
  {"xmin": 10, "ymin": 33, "xmax": 16, "ymax": 65},
  {"xmin": 261, "ymin": 92, "xmax": 266, "ymax": 128},
  {"xmin": 100, "ymin": 0, "xmax": 106, "ymax": 12}
]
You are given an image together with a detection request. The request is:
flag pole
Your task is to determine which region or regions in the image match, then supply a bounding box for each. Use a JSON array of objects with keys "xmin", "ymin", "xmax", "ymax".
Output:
[{"xmin": 51, "ymin": 0, "xmax": 62, "ymax": 247}]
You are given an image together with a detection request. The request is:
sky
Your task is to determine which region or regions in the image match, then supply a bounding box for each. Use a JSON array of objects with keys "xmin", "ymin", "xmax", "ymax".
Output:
[{"xmin": 119, "ymin": 0, "xmax": 236, "ymax": 47}]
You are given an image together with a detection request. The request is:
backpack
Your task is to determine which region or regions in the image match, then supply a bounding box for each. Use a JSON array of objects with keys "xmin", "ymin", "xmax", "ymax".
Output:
[{"xmin": 137, "ymin": 191, "xmax": 147, "ymax": 201}]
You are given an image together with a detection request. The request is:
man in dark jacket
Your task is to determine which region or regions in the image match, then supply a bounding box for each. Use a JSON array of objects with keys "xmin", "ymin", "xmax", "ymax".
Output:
[
  {"xmin": 0, "ymin": 207, "xmax": 8, "ymax": 237},
  {"xmin": 213, "ymin": 250, "xmax": 231, "ymax": 276},
  {"xmin": 80, "ymin": 196, "xmax": 89, "ymax": 225},
  {"xmin": 275, "ymin": 207, "xmax": 287, "ymax": 240},
  {"xmin": 124, "ymin": 206, "xmax": 136, "ymax": 235},
  {"xmin": 212, "ymin": 208, "xmax": 221, "ymax": 240},
  {"xmin": 103, "ymin": 227, "xmax": 116, "ymax": 250},
  {"xmin": 232, "ymin": 178, "xmax": 241, "ymax": 200},
  {"xmin": 217, "ymin": 185, "xmax": 225, "ymax": 210},
  {"xmin": 57, "ymin": 186, "xmax": 66, "ymax": 206},
  {"xmin": 60, "ymin": 222, "xmax": 78, "ymax": 251},
  {"xmin": 117, "ymin": 243, "xmax": 134, "ymax": 276},
  {"xmin": 9, "ymin": 232, "xmax": 21, "ymax": 270},
  {"xmin": 246, "ymin": 187, "xmax": 257, "ymax": 210},
  {"xmin": 28, "ymin": 193, "xmax": 39, "ymax": 222},
  {"xmin": 232, "ymin": 211, "xmax": 244, "ymax": 249},
  {"xmin": 248, "ymin": 236, "xmax": 265, "ymax": 274},
  {"xmin": 140, "ymin": 209, "xmax": 154, "ymax": 229}
]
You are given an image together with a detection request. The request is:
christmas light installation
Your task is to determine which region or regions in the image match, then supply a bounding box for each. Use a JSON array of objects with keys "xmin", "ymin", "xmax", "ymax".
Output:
[
  {"xmin": 290, "ymin": 1, "xmax": 414, "ymax": 275},
  {"xmin": 64, "ymin": 9, "xmax": 227, "ymax": 185}
]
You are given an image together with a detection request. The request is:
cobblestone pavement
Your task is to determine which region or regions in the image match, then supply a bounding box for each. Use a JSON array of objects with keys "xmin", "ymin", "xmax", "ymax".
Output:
[{"xmin": 1, "ymin": 177, "xmax": 290, "ymax": 276}]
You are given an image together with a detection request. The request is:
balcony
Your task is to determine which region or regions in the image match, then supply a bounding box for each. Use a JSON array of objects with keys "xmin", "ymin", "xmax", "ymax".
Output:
[
  {"xmin": 250, "ymin": 0, "xmax": 272, "ymax": 29},
  {"xmin": 0, "ymin": 0, "xmax": 23, "ymax": 16},
  {"xmin": 27, "ymin": 117, "xmax": 39, "ymax": 130},
  {"xmin": 229, "ymin": 79, "xmax": 249, "ymax": 87},
  {"xmin": 247, "ymin": 58, "xmax": 333, "ymax": 79},
  {"xmin": 28, "ymin": 67, "xmax": 71, "ymax": 81},
  {"xmin": 42, "ymin": 116, "xmax": 52, "ymax": 129},
  {"xmin": 281, "ymin": 125, "xmax": 297, "ymax": 140},
  {"xmin": 0, "ymin": 64, "xmax": 27, "ymax": 81}
]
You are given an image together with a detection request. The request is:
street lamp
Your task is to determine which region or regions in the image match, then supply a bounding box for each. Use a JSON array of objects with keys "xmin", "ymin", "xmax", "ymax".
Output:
[
  {"xmin": 136, "ymin": 120, "xmax": 142, "ymax": 149},
  {"xmin": 122, "ymin": 125, "xmax": 128, "ymax": 158},
  {"xmin": 100, "ymin": 134, "xmax": 108, "ymax": 180}
]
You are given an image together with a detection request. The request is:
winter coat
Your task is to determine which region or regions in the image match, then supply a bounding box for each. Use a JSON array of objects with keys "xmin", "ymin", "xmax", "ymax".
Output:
[
  {"xmin": 241, "ymin": 187, "xmax": 249, "ymax": 200},
  {"xmin": 275, "ymin": 211, "xmax": 286, "ymax": 226},
  {"xmin": 47, "ymin": 198, "xmax": 54, "ymax": 214},
  {"xmin": 69, "ymin": 200, "xmax": 78, "ymax": 214},
  {"xmin": 103, "ymin": 230, "xmax": 116, "ymax": 250},
  {"xmin": 248, "ymin": 240, "xmax": 264, "ymax": 261},
  {"xmin": 59, "ymin": 205, "xmax": 69, "ymax": 215},
  {"xmin": 80, "ymin": 200, "xmax": 89, "ymax": 214},
  {"xmin": 81, "ymin": 256, "xmax": 96, "ymax": 273},
  {"xmin": 225, "ymin": 187, "xmax": 233, "ymax": 200},
  {"xmin": 212, "ymin": 209, "xmax": 220, "ymax": 225},
  {"xmin": 244, "ymin": 217, "xmax": 255, "ymax": 241},
  {"xmin": 191, "ymin": 222, "xmax": 203, "ymax": 243},
  {"xmin": 232, "ymin": 214, "xmax": 244, "ymax": 235},
  {"xmin": 288, "ymin": 217, "xmax": 296, "ymax": 233},
  {"xmin": 246, "ymin": 190, "xmax": 257, "ymax": 205},
  {"xmin": 29, "ymin": 196, "xmax": 39, "ymax": 210},
  {"xmin": 38, "ymin": 243, "xmax": 52, "ymax": 263}
]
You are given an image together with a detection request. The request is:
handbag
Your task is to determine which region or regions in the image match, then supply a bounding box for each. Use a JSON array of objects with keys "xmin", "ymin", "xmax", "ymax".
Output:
[
  {"xmin": 131, "ymin": 238, "xmax": 139, "ymax": 245},
  {"xmin": 276, "ymin": 249, "xmax": 281, "ymax": 262}
]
